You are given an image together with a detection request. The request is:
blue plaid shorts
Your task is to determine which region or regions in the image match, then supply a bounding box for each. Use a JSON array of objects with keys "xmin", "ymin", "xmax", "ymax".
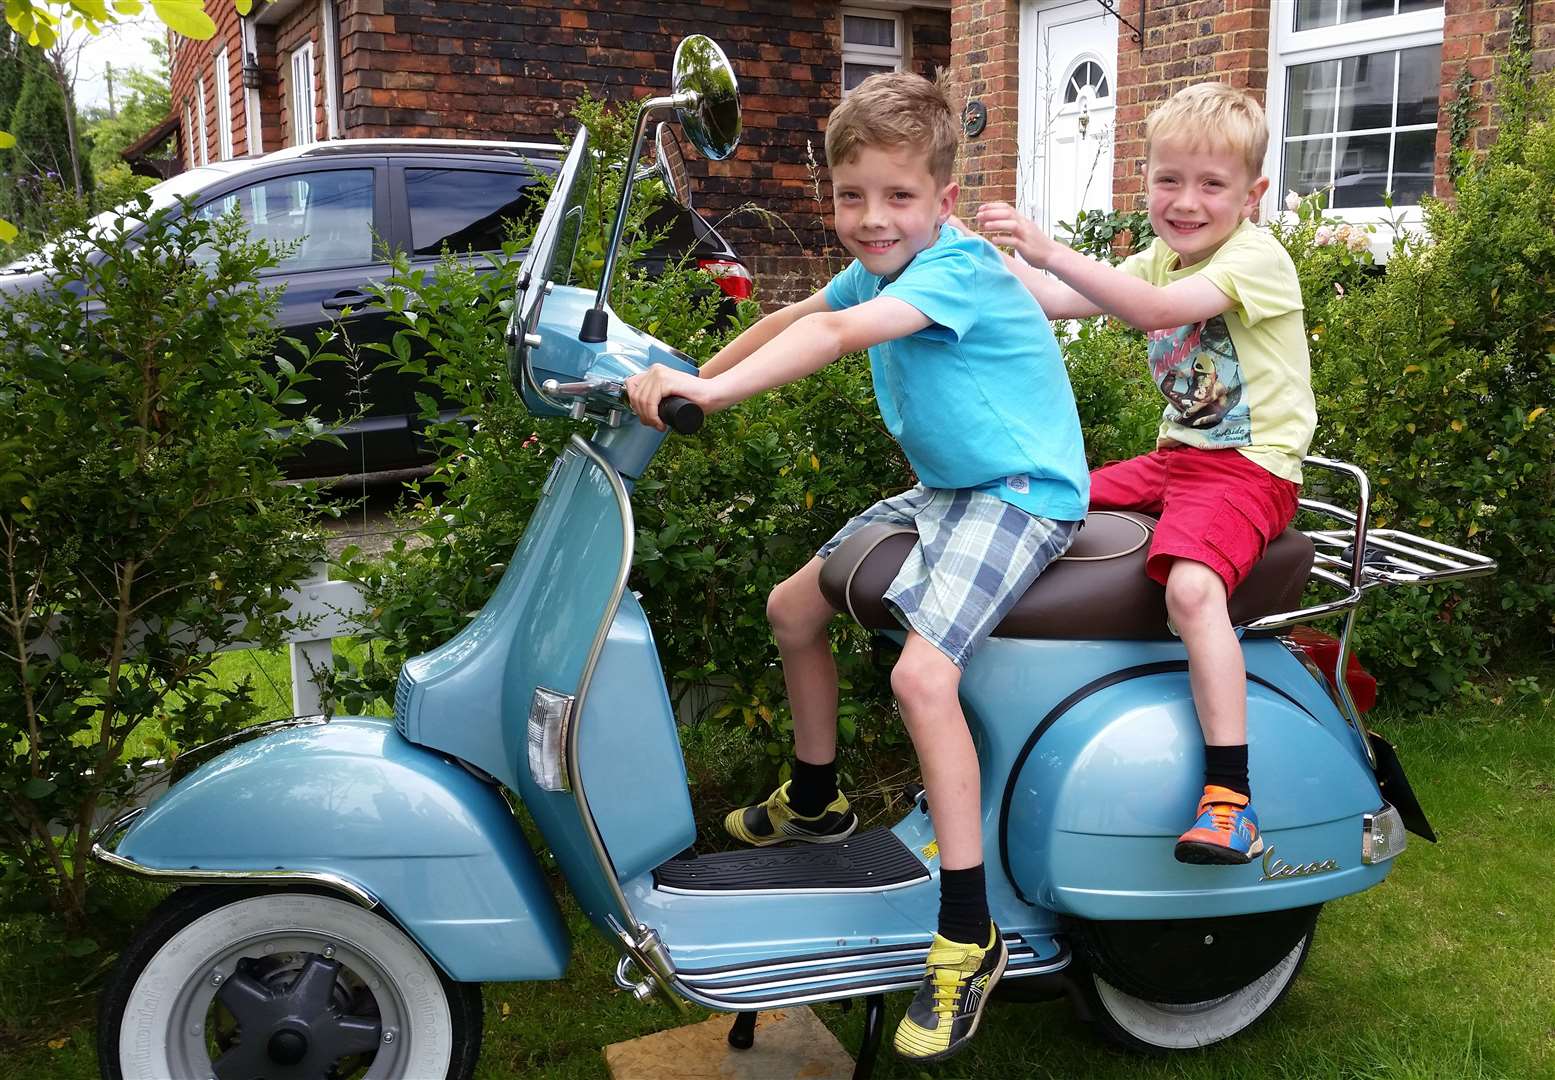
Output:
[{"xmin": 818, "ymin": 485, "xmax": 1080, "ymax": 669}]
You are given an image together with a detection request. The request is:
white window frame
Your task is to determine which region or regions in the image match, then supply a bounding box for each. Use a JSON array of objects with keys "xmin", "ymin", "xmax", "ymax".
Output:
[
  {"xmin": 290, "ymin": 40, "xmax": 318, "ymax": 146},
  {"xmin": 183, "ymin": 102, "xmax": 194, "ymax": 169},
  {"xmin": 1264, "ymin": 3, "xmax": 1445, "ymax": 251},
  {"xmin": 215, "ymin": 49, "xmax": 234, "ymax": 160},
  {"xmin": 320, "ymin": 0, "xmax": 341, "ymax": 139},
  {"xmin": 841, "ymin": 7, "xmax": 904, "ymax": 93},
  {"xmin": 196, "ymin": 76, "xmax": 210, "ymax": 165}
]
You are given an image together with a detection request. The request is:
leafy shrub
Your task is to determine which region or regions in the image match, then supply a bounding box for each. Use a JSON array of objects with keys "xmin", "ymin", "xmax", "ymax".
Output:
[
  {"xmin": 1292, "ymin": 107, "xmax": 1555, "ymax": 695},
  {"xmin": 0, "ymin": 201, "xmax": 335, "ymax": 928}
]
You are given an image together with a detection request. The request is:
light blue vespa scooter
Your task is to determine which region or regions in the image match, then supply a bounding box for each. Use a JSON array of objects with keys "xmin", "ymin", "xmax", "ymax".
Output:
[{"xmin": 93, "ymin": 37, "xmax": 1496, "ymax": 1080}]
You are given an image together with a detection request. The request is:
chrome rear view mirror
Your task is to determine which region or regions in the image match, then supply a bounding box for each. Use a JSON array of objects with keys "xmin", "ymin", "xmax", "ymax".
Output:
[{"xmin": 672, "ymin": 35, "xmax": 741, "ymax": 161}]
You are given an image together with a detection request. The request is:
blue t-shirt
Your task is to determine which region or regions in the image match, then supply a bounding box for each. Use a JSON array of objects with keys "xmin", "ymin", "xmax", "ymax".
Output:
[{"xmin": 822, "ymin": 223, "xmax": 1089, "ymax": 522}]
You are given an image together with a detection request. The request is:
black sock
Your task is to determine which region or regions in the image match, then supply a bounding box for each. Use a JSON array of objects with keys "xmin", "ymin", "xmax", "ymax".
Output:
[
  {"xmin": 1204, "ymin": 743, "xmax": 1251, "ymax": 799},
  {"xmin": 787, "ymin": 757, "xmax": 838, "ymax": 817},
  {"xmin": 938, "ymin": 864, "xmax": 990, "ymax": 946}
]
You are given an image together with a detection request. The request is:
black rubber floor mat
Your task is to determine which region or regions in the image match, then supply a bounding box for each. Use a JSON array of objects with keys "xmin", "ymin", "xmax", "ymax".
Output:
[{"xmin": 653, "ymin": 828, "xmax": 931, "ymax": 893}]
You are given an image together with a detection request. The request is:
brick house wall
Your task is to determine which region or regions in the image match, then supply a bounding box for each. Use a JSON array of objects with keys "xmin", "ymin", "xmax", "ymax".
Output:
[
  {"xmin": 159, "ymin": 1, "xmax": 955, "ymax": 302},
  {"xmin": 275, "ymin": 4, "xmax": 325, "ymax": 149},
  {"xmin": 953, "ymin": 0, "xmax": 1551, "ymax": 227},
  {"xmin": 1436, "ymin": 0, "xmax": 1555, "ymax": 190},
  {"xmin": 950, "ymin": 0, "xmax": 1019, "ymax": 213}
]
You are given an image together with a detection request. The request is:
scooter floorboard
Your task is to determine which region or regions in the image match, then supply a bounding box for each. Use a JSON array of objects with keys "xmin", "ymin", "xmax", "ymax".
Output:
[{"xmin": 653, "ymin": 828, "xmax": 929, "ymax": 894}]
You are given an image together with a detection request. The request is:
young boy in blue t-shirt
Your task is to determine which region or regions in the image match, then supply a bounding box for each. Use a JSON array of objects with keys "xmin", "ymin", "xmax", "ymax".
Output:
[{"xmin": 625, "ymin": 71, "xmax": 1088, "ymax": 1063}]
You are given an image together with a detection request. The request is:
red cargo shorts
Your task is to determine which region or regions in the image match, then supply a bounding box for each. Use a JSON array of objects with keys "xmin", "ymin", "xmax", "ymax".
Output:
[{"xmin": 1089, "ymin": 445, "xmax": 1300, "ymax": 594}]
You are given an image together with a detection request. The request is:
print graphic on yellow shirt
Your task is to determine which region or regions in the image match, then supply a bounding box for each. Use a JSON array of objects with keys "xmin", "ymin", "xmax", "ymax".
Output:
[{"xmin": 1120, "ymin": 219, "xmax": 1316, "ymax": 483}]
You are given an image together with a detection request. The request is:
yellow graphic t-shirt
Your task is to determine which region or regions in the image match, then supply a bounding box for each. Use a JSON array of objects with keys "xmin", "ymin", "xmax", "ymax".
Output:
[{"xmin": 1118, "ymin": 219, "xmax": 1316, "ymax": 483}]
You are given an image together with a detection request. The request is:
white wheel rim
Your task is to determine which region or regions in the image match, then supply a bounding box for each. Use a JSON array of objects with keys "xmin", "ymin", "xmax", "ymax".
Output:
[
  {"xmin": 116, "ymin": 892, "xmax": 454, "ymax": 1080},
  {"xmin": 1093, "ymin": 936, "xmax": 1307, "ymax": 1050}
]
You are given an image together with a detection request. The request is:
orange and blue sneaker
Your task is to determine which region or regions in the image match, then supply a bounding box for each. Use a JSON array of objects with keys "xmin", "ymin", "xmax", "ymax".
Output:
[
  {"xmin": 1175, "ymin": 785, "xmax": 1263, "ymax": 865},
  {"xmin": 724, "ymin": 781, "xmax": 857, "ymax": 847},
  {"xmin": 892, "ymin": 921, "xmax": 1007, "ymax": 1063}
]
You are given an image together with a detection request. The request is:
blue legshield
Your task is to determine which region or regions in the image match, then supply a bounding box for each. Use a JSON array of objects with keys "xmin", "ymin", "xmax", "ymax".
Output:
[{"xmin": 112, "ymin": 717, "xmax": 569, "ymax": 983}]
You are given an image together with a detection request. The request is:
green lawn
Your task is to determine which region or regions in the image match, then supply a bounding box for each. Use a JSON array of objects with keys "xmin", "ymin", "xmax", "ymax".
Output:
[{"xmin": 6, "ymin": 667, "xmax": 1552, "ymax": 1079}]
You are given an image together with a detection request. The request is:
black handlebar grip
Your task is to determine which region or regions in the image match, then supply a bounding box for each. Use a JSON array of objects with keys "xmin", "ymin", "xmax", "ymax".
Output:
[{"xmin": 659, "ymin": 395, "xmax": 704, "ymax": 435}]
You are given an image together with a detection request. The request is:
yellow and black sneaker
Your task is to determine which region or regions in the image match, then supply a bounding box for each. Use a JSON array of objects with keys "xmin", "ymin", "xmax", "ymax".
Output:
[
  {"xmin": 892, "ymin": 922, "xmax": 1007, "ymax": 1064},
  {"xmin": 723, "ymin": 781, "xmax": 857, "ymax": 847}
]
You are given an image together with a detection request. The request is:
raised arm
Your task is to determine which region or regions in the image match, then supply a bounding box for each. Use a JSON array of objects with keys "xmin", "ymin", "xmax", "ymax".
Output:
[
  {"xmin": 975, "ymin": 202, "xmax": 1231, "ymax": 331},
  {"xmin": 698, "ymin": 289, "xmax": 831, "ymax": 379},
  {"xmin": 969, "ymin": 203, "xmax": 1100, "ymax": 319},
  {"xmin": 626, "ymin": 295, "xmax": 930, "ymax": 430}
]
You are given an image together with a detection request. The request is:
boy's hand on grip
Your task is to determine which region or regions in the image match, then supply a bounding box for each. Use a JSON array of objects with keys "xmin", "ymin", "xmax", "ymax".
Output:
[{"xmin": 627, "ymin": 364, "xmax": 712, "ymax": 432}]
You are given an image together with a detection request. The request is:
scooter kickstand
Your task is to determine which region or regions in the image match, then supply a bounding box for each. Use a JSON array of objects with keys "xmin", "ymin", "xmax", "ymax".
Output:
[
  {"xmin": 727, "ymin": 1010, "xmax": 757, "ymax": 1050},
  {"xmin": 852, "ymin": 994, "xmax": 886, "ymax": 1080}
]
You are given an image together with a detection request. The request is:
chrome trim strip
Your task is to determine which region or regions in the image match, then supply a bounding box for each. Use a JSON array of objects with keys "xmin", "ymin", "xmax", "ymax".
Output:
[
  {"xmin": 566, "ymin": 434, "xmax": 642, "ymax": 933},
  {"xmin": 678, "ymin": 945, "xmax": 939, "ymax": 983},
  {"xmin": 654, "ymin": 874, "xmax": 930, "ymax": 898},
  {"xmin": 683, "ymin": 945, "xmax": 1041, "ymax": 993},
  {"xmin": 675, "ymin": 933, "xmax": 1034, "ymax": 981},
  {"xmin": 90, "ymin": 807, "xmax": 378, "ymax": 908},
  {"xmin": 672, "ymin": 950, "xmax": 1069, "ymax": 1011}
]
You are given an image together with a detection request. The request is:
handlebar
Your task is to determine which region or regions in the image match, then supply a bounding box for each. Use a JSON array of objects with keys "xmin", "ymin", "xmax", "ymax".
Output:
[
  {"xmin": 539, "ymin": 377, "xmax": 704, "ymax": 435},
  {"xmin": 659, "ymin": 395, "xmax": 704, "ymax": 435}
]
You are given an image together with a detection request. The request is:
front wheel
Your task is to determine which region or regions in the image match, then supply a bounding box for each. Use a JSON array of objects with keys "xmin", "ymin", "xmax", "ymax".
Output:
[
  {"xmin": 1069, "ymin": 905, "xmax": 1319, "ymax": 1052},
  {"xmin": 98, "ymin": 886, "xmax": 482, "ymax": 1080}
]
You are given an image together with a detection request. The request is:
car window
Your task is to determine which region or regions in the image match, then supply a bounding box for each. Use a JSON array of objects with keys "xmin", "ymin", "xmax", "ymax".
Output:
[
  {"xmin": 195, "ymin": 169, "xmax": 377, "ymax": 273},
  {"xmin": 405, "ymin": 166, "xmax": 544, "ymax": 256}
]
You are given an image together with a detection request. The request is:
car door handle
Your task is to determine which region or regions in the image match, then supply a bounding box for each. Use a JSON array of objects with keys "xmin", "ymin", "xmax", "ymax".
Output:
[{"xmin": 321, "ymin": 290, "xmax": 372, "ymax": 312}]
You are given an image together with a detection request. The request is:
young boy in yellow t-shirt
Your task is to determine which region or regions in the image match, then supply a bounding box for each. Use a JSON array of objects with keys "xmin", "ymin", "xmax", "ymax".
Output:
[{"xmin": 972, "ymin": 82, "xmax": 1316, "ymax": 864}]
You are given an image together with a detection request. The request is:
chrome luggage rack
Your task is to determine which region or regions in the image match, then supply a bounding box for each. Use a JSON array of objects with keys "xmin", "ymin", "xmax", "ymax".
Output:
[{"xmin": 1243, "ymin": 456, "xmax": 1496, "ymax": 763}]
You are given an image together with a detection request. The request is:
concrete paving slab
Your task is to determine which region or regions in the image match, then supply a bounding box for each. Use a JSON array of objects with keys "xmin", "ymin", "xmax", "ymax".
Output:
[{"xmin": 602, "ymin": 1006, "xmax": 856, "ymax": 1080}]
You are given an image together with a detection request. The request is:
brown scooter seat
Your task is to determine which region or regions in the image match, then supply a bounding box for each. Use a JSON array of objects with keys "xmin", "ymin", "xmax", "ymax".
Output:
[{"xmin": 817, "ymin": 510, "xmax": 1314, "ymax": 641}]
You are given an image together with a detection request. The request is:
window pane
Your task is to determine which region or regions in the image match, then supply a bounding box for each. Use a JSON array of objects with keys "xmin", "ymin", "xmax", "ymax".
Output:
[
  {"xmin": 1286, "ymin": 60, "xmax": 1339, "ymax": 137},
  {"xmin": 1297, "ymin": 0, "xmax": 1442, "ymax": 28},
  {"xmin": 1294, "ymin": 0, "xmax": 1339, "ymax": 31},
  {"xmin": 197, "ymin": 170, "xmax": 376, "ymax": 271},
  {"xmin": 1389, "ymin": 129, "xmax": 1436, "ymax": 203},
  {"xmin": 1337, "ymin": 51, "xmax": 1396, "ymax": 131},
  {"xmin": 407, "ymin": 168, "xmax": 542, "ymax": 256},
  {"xmin": 1282, "ymin": 137, "xmax": 1333, "ymax": 197},
  {"xmin": 1396, "ymin": 44, "xmax": 1442, "ymax": 126},
  {"xmin": 844, "ymin": 62, "xmax": 894, "ymax": 92},
  {"xmin": 1351, "ymin": 0, "xmax": 1397, "ymax": 21},
  {"xmin": 1331, "ymin": 132, "xmax": 1392, "ymax": 207},
  {"xmin": 843, "ymin": 14, "xmax": 896, "ymax": 49}
]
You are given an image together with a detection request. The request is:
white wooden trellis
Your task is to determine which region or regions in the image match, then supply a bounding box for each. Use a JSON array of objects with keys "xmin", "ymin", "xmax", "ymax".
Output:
[{"xmin": 253, "ymin": 560, "xmax": 371, "ymax": 714}]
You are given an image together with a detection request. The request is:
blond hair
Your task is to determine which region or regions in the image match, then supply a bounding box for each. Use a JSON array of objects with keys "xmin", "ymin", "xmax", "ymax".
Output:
[
  {"xmin": 1145, "ymin": 83, "xmax": 1269, "ymax": 177},
  {"xmin": 825, "ymin": 71, "xmax": 960, "ymax": 185}
]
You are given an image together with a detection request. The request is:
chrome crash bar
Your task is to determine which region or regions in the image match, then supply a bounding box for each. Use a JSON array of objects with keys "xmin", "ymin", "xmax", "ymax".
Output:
[{"xmin": 90, "ymin": 805, "xmax": 379, "ymax": 908}]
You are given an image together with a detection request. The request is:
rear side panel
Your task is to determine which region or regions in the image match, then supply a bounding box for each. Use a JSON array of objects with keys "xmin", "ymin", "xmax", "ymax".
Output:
[{"xmin": 993, "ymin": 643, "xmax": 1386, "ymax": 918}]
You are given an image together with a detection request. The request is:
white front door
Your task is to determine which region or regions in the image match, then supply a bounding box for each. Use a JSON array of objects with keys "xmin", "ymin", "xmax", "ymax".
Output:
[{"xmin": 1017, "ymin": 0, "xmax": 1117, "ymax": 241}]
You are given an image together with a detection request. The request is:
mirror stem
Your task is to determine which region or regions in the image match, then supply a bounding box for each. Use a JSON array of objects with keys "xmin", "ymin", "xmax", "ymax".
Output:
[{"xmin": 582, "ymin": 91, "xmax": 698, "ymax": 343}]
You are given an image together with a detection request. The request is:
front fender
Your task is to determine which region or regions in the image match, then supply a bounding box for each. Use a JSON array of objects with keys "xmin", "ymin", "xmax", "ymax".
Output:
[{"xmin": 111, "ymin": 717, "xmax": 568, "ymax": 983}]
